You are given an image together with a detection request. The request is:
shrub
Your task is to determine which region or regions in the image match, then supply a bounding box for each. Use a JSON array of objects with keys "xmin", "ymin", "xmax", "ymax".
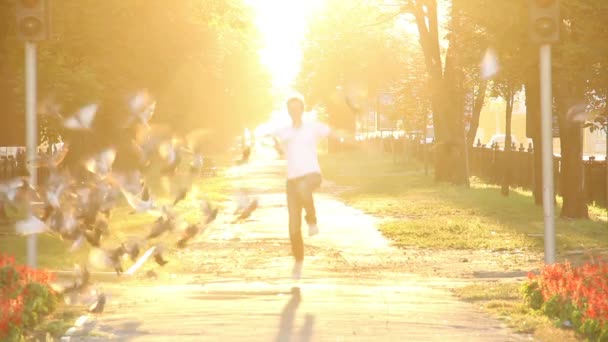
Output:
[
  {"xmin": 0, "ymin": 254, "xmax": 58, "ymax": 341},
  {"xmin": 522, "ymin": 261, "xmax": 608, "ymax": 341}
]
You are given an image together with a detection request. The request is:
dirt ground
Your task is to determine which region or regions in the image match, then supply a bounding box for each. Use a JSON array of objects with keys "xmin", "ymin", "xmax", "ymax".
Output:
[{"xmin": 54, "ymin": 153, "xmax": 537, "ymax": 341}]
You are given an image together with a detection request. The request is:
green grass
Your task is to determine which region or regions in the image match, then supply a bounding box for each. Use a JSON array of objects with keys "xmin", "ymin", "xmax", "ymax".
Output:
[
  {"xmin": 453, "ymin": 282, "xmax": 580, "ymax": 341},
  {"xmin": 321, "ymin": 150, "xmax": 599, "ymax": 340},
  {"xmin": 35, "ymin": 306, "xmax": 82, "ymax": 340},
  {"xmin": 453, "ymin": 282, "xmax": 521, "ymax": 302},
  {"xmin": 320, "ymin": 151, "xmax": 608, "ymax": 252},
  {"xmin": 0, "ymin": 156, "xmax": 233, "ymax": 270}
]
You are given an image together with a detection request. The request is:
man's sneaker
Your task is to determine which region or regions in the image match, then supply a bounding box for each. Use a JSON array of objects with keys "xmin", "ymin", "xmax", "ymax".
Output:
[
  {"xmin": 308, "ymin": 223, "xmax": 319, "ymax": 237},
  {"xmin": 292, "ymin": 261, "xmax": 303, "ymax": 280}
]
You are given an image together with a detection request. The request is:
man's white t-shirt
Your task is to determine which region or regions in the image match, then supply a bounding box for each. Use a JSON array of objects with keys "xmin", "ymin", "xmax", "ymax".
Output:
[{"xmin": 274, "ymin": 121, "xmax": 330, "ymax": 180}]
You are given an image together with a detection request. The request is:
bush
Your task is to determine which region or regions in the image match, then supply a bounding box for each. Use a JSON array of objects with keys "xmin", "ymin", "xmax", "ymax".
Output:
[
  {"xmin": 0, "ymin": 254, "xmax": 58, "ymax": 341},
  {"xmin": 522, "ymin": 261, "xmax": 608, "ymax": 341}
]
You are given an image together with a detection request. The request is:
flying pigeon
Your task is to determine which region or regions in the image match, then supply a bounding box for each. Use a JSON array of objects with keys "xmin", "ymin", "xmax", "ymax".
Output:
[
  {"xmin": 176, "ymin": 223, "xmax": 201, "ymax": 249},
  {"xmin": 234, "ymin": 198, "xmax": 258, "ymax": 222},
  {"xmin": 88, "ymin": 293, "xmax": 106, "ymax": 314},
  {"xmin": 15, "ymin": 215, "xmax": 48, "ymax": 235},
  {"xmin": 84, "ymin": 148, "xmax": 117, "ymax": 177},
  {"xmin": 63, "ymin": 104, "xmax": 98, "ymax": 130},
  {"xmin": 153, "ymin": 245, "xmax": 168, "ymax": 266},
  {"xmin": 121, "ymin": 185, "xmax": 157, "ymax": 214}
]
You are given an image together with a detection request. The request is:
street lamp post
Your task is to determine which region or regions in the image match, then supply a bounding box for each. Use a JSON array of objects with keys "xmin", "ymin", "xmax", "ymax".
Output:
[
  {"xmin": 25, "ymin": 42, "xmax": 38, "ymax": 268},
  {"xmin": 529, "ymin": 0, "xmax": 559, "ymax": 264},
  {"xmin": 16, "ymin": 0, "xmax": 50, "ymax": 267}
]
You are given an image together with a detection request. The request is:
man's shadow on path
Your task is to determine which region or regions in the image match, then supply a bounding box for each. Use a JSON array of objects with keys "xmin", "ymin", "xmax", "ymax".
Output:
[{"xmin": 275, "ymin": 287, "xmax": 315, "ymax": 342}]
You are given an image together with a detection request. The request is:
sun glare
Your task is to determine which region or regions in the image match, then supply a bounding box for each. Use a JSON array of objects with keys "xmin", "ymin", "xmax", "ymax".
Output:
[{"xmin": 245, "ymin": 0, "xmax": 325, "ymax": 96}]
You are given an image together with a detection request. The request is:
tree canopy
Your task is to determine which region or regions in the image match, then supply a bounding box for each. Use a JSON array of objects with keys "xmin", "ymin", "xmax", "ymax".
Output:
[
  {"xmin": 0, "ymin": 0, "xmax": 272, "ymax": 146},
  {"xmin": 299, "ymin": 0, "xmax": 606, "ymax": 217},
  {"xmin": 297, "ymin": 0, "xmax": 430, "ymax": 134}
]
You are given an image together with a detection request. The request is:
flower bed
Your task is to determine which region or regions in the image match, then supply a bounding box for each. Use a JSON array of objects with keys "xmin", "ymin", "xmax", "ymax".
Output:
[
  {"xmin": 0, "ymin": 254, "xmax": 58, "ymax": 341},
  {"xmin": 522, "ymin": 261, "xmax": 608, "ymax": 341}
]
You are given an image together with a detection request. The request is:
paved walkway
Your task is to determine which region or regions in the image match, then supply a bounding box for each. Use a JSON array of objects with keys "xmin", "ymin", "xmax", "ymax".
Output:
[{"xmin": 62, "ymin": 149, "xmax": 531, "ymax": 341}]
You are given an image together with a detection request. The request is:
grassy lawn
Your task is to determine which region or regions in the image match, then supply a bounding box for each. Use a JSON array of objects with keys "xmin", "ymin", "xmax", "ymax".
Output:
[
  {"xmin": 319, "ymin": 150, "xmax": 603, "ymax": 340},
  {"xmin": 319, "ymin": 150, "xmax": 608, "ymax": 253},
  {"xmin": 0, "ymin": 157, "xmax": 233, "ymax": 271},
  {"xmin": 453, "ymin": 282, "xmax": 580, "ymax": 341}
]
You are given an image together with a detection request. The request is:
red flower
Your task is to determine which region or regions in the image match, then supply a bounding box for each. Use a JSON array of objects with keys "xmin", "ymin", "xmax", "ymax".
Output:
[
  {"xmin": 526, "ymin": 259, "xmax": 608, "ymax": 329},
  {"xmin": 0, "ymin": 254, "xmax": 57, "ymax": 340}
]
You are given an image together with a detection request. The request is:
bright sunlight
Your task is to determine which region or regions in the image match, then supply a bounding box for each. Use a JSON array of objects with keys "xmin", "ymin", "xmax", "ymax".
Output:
[
  {"xmin": 1, "ymin": 1, "xmax": 606, "ymax": 340},
  {"xmin": 245, "ymin": 0, "xmax": 325, "ymax": 96}
]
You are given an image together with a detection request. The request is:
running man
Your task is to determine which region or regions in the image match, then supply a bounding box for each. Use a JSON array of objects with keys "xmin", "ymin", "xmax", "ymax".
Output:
[{"xmin": 272, "ymin": 94, "xmax": 331, "ymax": 280}]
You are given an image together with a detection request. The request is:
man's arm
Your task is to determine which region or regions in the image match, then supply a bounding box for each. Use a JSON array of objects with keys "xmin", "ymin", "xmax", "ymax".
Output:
[
  {"xmin": 314, "ymin": 121, "xmax": 356, "ymax": 142},
  {"xmin": 325, "ymin": 126, "xmax": 355, "ymax": 141},
  {"xmin": 272, "ymin": 136, "xmax": 284, "ymax": 157}
]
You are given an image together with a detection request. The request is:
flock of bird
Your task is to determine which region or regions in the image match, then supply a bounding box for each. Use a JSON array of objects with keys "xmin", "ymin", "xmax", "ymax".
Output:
[{"xmin": 0, "ymin": 90, "xmax": 260, "ymax": 316}]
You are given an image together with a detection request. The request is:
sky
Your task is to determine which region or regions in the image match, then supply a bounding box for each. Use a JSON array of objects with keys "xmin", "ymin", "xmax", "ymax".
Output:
[{"xmin": 244, "ymin": 0, "xmax": 326, "ymax": 128}]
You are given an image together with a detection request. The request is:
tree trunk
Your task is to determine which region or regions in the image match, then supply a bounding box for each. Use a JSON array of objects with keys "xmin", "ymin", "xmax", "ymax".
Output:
[
  {"xmin": 502, "ymin": 89, "xmax": 514, "ymax": 196},
  {"xmin": 430, "ymin": 77, "xmax": 467, "ymax": 185},
  {"xmin": 442, "ymin": 46, "xmax": 468, "ymax": 186},
  {"xmin": 467, "ymin": 80, "xmax": 488, "ymax": 146},
  {"xmin": 412, "ymin": 0, "xmax": 468, "ymax": 185},
  {"xmin": 555, "ymin": 86, "xmax": 589, "ymax": 219},
  {"xmin": 551, "ymin": 13, "xmax": 589, "ymax": 219},
  {"xmin": 525, "ymin": 71, "xmax": 544, "ymax": 205},
  {"xmin": 326, "ymin": 100, "xmax": 356, "ymax": 153},
  {"xmin": 0, "ymin": 7, "xmax": 25, "ymax": 146}
]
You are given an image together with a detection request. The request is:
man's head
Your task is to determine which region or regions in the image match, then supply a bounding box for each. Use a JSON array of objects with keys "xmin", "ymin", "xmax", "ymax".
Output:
[{"xmin": 286, "ymin": 95, "xmax": 305, "ymax": 126}]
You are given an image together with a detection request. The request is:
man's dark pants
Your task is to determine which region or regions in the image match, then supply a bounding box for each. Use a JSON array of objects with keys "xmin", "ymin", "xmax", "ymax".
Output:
[{"xmin": 286, "ymin": 173, "xmax": 321, "ymax": 262}]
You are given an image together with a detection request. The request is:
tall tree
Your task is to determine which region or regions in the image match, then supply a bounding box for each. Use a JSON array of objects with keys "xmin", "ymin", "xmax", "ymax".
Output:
[
  {"xmin": 298, "ymin": 0, "xmax": 425, "ymax": 145},
  {"xmin": 551, "ymin": 0, "xmax": 604, "ymax": 219},
  {"xmin": 397, "ymin": 0, "xmax": 472, "ymax": 185},
  {"xmin": 0, "ymin": 0, "xmax": 272, "ymax": 149},
  {"xmin": 475, "ymin": 0, "xmax": 527, "ymax": 196}
]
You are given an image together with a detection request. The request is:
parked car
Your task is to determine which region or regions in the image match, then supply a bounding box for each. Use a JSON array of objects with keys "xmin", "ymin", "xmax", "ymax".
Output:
[{"xmin": 486, "ymin": 134, "xmax": 518, "ymax": 149}]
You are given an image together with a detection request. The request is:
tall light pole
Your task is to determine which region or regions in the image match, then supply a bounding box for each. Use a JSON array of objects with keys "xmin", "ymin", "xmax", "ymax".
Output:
[
  {"xmin": 529, "ymin": 0, "xmax": 559, "ymax": 264},
  {"xmin": 539, "ymin": 43, "xmax": 555, "ymax": 264},
  {"xmin": 25, "ymin": 42, "xmax": 37, "ymax": 267},
  {"xmin": 16, "ymin": 0, "xmax": 50, "ymax": 267}
]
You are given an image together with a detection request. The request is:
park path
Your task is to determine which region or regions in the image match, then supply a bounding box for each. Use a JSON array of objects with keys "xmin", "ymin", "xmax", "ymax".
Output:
[{"xmin": 61, "ymin": 147, "xmax": 531, "ymax": 341}]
